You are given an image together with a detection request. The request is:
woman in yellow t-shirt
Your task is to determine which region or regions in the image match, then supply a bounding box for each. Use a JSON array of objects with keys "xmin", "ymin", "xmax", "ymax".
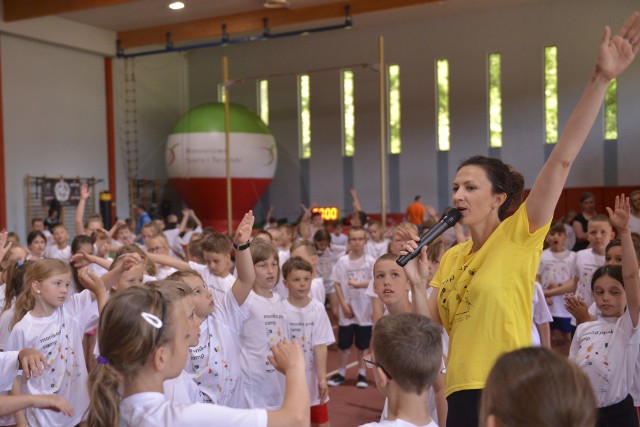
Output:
[{"xmin": 401, "ymin": 12, "xmax": 640, "ymax": 427}]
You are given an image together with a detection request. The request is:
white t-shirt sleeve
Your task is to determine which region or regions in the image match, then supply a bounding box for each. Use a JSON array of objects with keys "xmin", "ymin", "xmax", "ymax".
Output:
[
  {"xmin": 313, "ymin": 306, "xmax": 335, "ymax": 346},
  {"xmin": 214, "ymin": 288, "xmax": 250, "ymax": 334},
  {"xmin": 176, "ymin": 404, "xmax": 267, "ymax": 427},
  {"xmin": 65, "ymin": 289, "xmax": 99, "ymax": 332},
  {"xmin": 532, "ymin": 283, "xmax": 553, "ymax": 325},
  {"xmin": 0, "ymin": 350, "xmax": 20, "ymax": 391}
]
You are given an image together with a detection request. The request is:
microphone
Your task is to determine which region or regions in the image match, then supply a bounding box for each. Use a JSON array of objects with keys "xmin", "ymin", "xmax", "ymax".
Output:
[{"xmin": 396, "ymin": 208, "xmax": 462, "ymax": 267}]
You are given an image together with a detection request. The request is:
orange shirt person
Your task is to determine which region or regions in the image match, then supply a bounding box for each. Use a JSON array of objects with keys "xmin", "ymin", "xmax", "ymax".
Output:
[{"xmin": 406, "ymin": 195, "xmax": 426, "ymax": 227}]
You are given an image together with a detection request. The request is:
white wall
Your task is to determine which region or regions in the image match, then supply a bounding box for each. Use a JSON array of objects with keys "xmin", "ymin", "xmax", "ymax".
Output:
[
  {"xmin": 1, "ymin": 34, "xmax": 108, "ymax": 238},
  {"xmin": 112, "ymin": 52, "xmax": 189, "ymax": 220},
  {"xmin": 184, "ymin": 0, "xmax": 640, "ymax": 221}
]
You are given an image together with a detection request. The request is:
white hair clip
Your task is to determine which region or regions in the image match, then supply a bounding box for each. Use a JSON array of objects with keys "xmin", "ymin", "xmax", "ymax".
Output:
[{"xmin": 140, "ymin": 312, "xmax": 163, "ymax": 329}]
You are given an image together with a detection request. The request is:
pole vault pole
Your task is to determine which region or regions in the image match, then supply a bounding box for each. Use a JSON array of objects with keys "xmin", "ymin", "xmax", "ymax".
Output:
[
  {"xmin": 379, "ymin": 36, "xmax": 387, "ymax": 228},
  {"xmin": 223, "ymin": 56, "xmax": 233, "ymax": 235}
]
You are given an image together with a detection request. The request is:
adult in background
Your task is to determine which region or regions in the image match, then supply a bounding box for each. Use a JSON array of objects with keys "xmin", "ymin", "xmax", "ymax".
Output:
[
  {"xmin": 572, "ymin": 191, "xmax": 597, "ymax": 251},
  {"xmin": 402, "ymin": 13, "xmax": 640, "ymax": 427},
  {"xmin": 628, "ymin": 189, "xmax": 640, "ymax": 234}
]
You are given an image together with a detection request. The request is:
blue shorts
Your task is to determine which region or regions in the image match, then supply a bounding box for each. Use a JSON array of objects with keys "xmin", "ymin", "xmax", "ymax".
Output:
[{"xmin": 551, "ymin": 316, "xmax": 572, "ymax": 333}]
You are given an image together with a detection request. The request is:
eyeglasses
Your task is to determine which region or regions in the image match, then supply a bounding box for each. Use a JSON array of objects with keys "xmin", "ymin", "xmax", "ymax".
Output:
[{"xmin": 363, "ymin": 354, "xmax": 392, "ymax": 379}]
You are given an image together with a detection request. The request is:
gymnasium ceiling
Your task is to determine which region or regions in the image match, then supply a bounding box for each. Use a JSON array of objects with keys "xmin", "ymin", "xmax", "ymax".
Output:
[{"xmin": 2, "ymin": 0, "xmax": 548, "ymax": 50}]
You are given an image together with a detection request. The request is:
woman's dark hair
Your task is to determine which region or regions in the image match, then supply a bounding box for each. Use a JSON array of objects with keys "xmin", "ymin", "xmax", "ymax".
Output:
[
  {"xmin": 579, "ymin": 191, "xmax": 595, "ymax": 204},
  {"xmin": 458, "ymin": 156, "xmax": 524, "ymax": 221},
  {"xmin": 591, "ymin": 264, "xmax": 623, "ymax": 291},
  {"xmin": 26, "ymin": 230, "xmax": 46, "ymax": 246}
]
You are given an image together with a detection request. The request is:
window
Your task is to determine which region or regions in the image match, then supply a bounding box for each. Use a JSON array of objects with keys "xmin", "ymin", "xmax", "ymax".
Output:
[
  {"xmin": 604, "ymin": 78, "xmax": 618, "ymax": 140},
  {"xmin": 298, "ymin": 74, "xmax": 311, "ymax": 159},
  {"xmin": 341, "ymin": 70, "xmax": 355, "ymax": 156},
  {"xmin": 217, "ymin": 83, "xmax": 226, "ymax": 103},
  {"xmin": 488, "ymin": 53, "xmax": 502, "ymax": 148},
  {"xmin": 258, "ymin": 80, "xmax": 269, "ymax": 125},
  {"xmin": 388, "ymin": 65, "xmax": 401, "ymax": 154},
  {"xmin": 544, "ymin": 46, "xmax": 558, "ymax": 144},
  {"xmin": 436, "ymin": 59, "xmax": 450, "ymax": 151}
]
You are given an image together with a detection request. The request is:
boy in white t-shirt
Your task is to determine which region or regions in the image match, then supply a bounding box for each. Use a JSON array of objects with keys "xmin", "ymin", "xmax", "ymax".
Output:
[
  {"xmin": 274, "ymin": 240, "xmax": 325, "ymax": 304},
  {"xmin": 360, "ymin": 313, "xmax": 441, "ymax": 427},
  {"xmin": 43, "ymin": 224, "xmax": 71, "ymax": 262},
  {"xmin": 538, "ymin": 222, "xmax": 577, "ymax": 351},
  {"xmin": 282, "ymin": 256, "xmax": 334, "ymax": 427},
  {"xmin": 328, "ymin": 226, "xmax": 375, "ymax": 388}
]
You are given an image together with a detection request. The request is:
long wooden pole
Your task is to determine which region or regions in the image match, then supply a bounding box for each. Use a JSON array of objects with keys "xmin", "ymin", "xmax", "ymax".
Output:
[
  {"xmin": 379, "ymin": 36, "xmax": 387, "ymax": 227},
  {"xmin": 223, "ymin": 57, "xmax": 233, "ymax": 235}
]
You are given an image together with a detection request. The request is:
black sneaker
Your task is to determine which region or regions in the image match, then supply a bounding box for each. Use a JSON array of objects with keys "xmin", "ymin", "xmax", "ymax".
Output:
[
  {"xmin": 356, "ymin": 374, "xmax": 368, "ymax": 388},
  {"xmin": 327, "ymin": 373, "xmax": 345, "ymax": 387}
]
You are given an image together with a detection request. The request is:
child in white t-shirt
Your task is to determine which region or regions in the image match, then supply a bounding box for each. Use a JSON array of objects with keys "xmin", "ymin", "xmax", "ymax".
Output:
[
  {"xmin": 144, "ymin": 281, "xmax": 206, "ymax": 405},
  {"xmin": 168, "ymin": 269, "xmax": 243, "ymax": 405},
  {"xmin": 537, "ymin": 222, "xmax": 577, "ymax": 351},
  {"xmin": 360, "ymin": 313, "xmax": 442, "ymax": 427},
  {"xmin": 6, "ymin": 259, "xmax": 107, "ymax": 426},
  {"xmin": 546, "ymin": 215, "xmax": 613, "ymax": 330},
  {"xmin": 148, "ymin": 233, "xmax": 236, "ymax": 302},
  {"xmin": 145, "ymin": 234, "xmax": 177, "ymax": 280},
  {"xmin": 313, "ymin": 228, "xmax": 345, "ymax": 320},
  {"xmin": 282, "ymin": 256, "xmax": 334, "ymax": 427},
  {"xmin": 373, "ymin": 252, "xmax": 447, "ymax": 425},
  {"xmin": 275, "ymin": 240, "xmax": 325, "ymax": 304},
  {"xmin": 87, "ymin": 281, "xmax": 309, "ymax": 427},
  {"xmin": 167, "ymin": 211, "xmax": 253, "ymax": 407},
  {"xmin": 232, "ymin": 237, "xmax": 289, "ymax": 409},
  {"xmin": 365, "ymin": 220, "xmax": 389, "ymax": 261},
  {"xmin": 43, "ymin": 224, "xmax": 71, "ymax": 263},
  {"xmin": 329, "ymin": 226, "xmax": 375, "ymax": 389},
  {"xmin": 570, "ymin": 195, "xmax": 640, "ymax": 426}
]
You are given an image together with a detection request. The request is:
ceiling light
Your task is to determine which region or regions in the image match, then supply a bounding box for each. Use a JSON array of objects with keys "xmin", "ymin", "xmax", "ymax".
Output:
[
  {"xmin": 169, "ymin": 2, "xmax": 185, "ymax": 10},
  {"xmin": 264, "ymin": 0, "xmax": 289, "ymax": 9}
]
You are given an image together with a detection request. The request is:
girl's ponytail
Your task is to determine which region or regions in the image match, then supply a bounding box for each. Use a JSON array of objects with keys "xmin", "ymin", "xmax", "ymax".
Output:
[{"xmin": 87, "ymin": 363, "xmax": 121, "ymax": 427}]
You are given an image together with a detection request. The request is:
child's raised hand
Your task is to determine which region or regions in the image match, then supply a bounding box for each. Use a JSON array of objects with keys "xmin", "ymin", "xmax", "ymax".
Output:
[
  {"xmin": 121, "ymin": 253, "xmax": 143, "ymax": 271},
  {"xmin": 31, "ymin": 395, "xmax": 75, "ymax": 416},
  {"xmin": 606, "ymin": 193, "xmax": 631, "ymax": 231},
  {"xmin": 0, "ymin": 230, "xmax": 12, "ymax": 260},
  {"xmin": 17, "ymin": 348, "xmax": 47, "ymax": 379},
  {"xmin": 77, "ymin": 267, "xmax": 105, "ymax": 294},
  {"xmin": 595, "ymin": 12, "xmax": 640, "ymax": 82},
  {"xmin": 234, "ymin": 211, "xmax": 254, "ymax": 245},
  {"xmin": 268, "ymin": 339, "xmax": 304, "ymax": 374},
  {"xmin": 80, "ymin": 183, "xmax": 91, "ymax": 201}
]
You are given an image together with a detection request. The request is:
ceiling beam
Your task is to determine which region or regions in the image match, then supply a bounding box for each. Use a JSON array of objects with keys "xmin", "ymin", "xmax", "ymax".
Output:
[
  {"xmin": 3, "ymin": 0, "xmax": 141, "ymax": 22},
  {"xmin": 117, "ymin": 0, "xmax": 441, "ymax": 50}
]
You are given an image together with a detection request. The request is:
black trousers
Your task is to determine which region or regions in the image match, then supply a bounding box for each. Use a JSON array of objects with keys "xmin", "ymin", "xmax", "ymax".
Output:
[
  {"xmin": 446, "ymin": 389, "xmax": 482, "ymax": 427},
  {"xmin": 598, "ymin": 394, "xmax": 639, "ymax": 427}
]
